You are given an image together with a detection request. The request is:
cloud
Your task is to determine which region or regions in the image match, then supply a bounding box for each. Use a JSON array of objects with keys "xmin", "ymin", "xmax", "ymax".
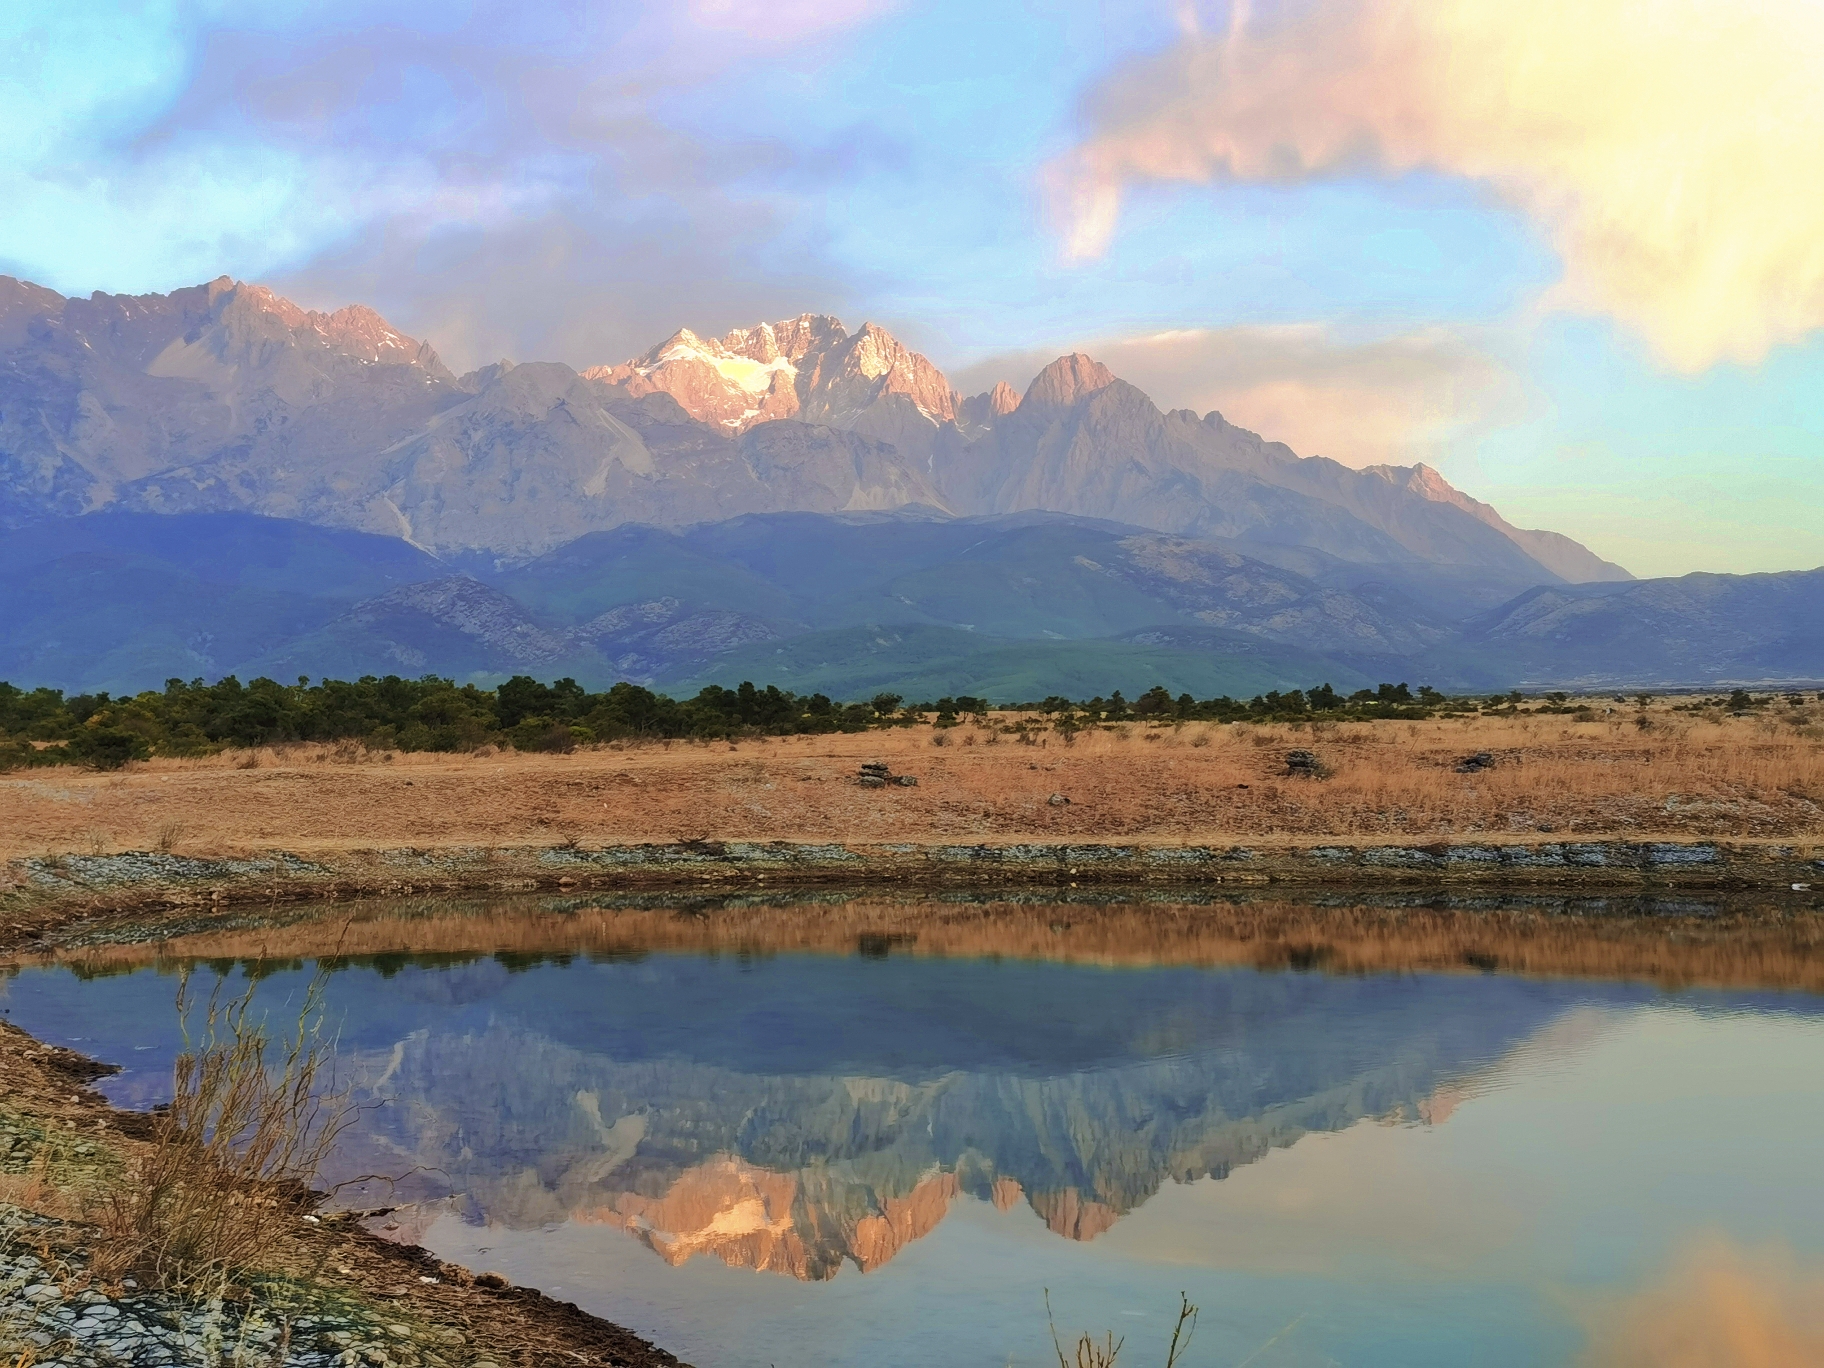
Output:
[
  {"xmin": 1, "ymin": 0, "xmax": 898, "ymax": 370},
  {"xmin": 686, "ymin": 0, "xmax": 900, "ymax": 46},
  {"xmin": 1578, "ymin": 1238, "xmax": 1824, "ymax": 1367},
  {"xmin": 950, "ymin": 322, "xmax": 1519, "ymax": 467},
  {"xmin": 1055, "ymin": 0, "xmax": 1824, "ymax": 370}
]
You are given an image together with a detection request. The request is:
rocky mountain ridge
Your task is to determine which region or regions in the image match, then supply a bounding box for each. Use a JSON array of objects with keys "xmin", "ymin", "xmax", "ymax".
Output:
[{"xmin": 0, "ymin": 274, "xmax": 1627, "ymax": 592}]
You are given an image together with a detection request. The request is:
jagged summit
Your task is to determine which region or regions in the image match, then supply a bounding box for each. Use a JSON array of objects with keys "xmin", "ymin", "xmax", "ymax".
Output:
[
  {"xmin": 585, "ymin": 314, "xmax": 955, "ymax": 434},
  {"xmin": 958, "ymin": 380, "xmax": 1022, "ymax": 431},
  {"xmin": 1019, "ymin": 353, "xmax": 1118, "ymax": 412},
  {"xmin": 0, "ymin": 274, "xmax": 450, "ymax": 378}
]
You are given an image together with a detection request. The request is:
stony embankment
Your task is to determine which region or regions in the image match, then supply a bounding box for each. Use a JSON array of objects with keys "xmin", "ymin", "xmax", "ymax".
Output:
[
  {"xmin": 1, "ymin": 1222, "xmax": 453, "ymax": 1368},
  {"xmin": 0, "ymin": 1218, "xmax": 674, "ymax": 1368},
  {"xmin": 5, "ymin": 838, "xmax": 1821, "ymax": 927},
  {"xmin": 0, "ymin": 1022, "xmax": 688, "ymax": 1368}
]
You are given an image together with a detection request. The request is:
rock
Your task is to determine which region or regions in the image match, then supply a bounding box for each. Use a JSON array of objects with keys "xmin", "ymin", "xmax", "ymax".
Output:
[
  {"xmin": 1456, "ymin": 751, "xmax": 1495, "ymax": 773},
  {"xmin": 860, "ymin": 761, "xmax": 915, "ymax": 789},
  {"xmin": 1285, "ymin": 750, "xmax": 1327, "ymax": 778},
  {"xmin": 1048, "ymin": 793, "xmax": 1070, "ymax": 806}
]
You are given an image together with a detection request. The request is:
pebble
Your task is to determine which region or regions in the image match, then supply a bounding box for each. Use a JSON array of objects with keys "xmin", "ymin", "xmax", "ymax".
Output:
[{"xmin": 0, "ymin": 1242, "xmax": 411, "ymax": 1368}]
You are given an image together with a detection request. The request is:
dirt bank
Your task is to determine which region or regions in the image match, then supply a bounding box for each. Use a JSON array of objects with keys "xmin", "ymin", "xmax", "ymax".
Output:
[
  {"xmin": 0, "ymin": 1016, "xmax": 688, "ymax": 1367},
  {"xmin": 3, "ymin": 835, "xmax": 1820, "ymax": 956}
]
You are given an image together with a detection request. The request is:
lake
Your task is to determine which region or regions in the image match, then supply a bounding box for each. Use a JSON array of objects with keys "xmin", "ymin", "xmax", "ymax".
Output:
[{"xmin": 5, "ymin": 891, "xmax": 1823, "ymax": 1366}]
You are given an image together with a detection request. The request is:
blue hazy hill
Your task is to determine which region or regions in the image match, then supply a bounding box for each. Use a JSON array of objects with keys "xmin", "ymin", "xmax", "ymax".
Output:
[{"xmin": 3, "ymin": 511, "xmax": 1819, "ymax": 697}]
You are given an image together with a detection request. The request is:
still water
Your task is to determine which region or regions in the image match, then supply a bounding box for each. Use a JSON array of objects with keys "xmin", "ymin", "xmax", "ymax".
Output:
[{"xmin": 5, "ymin": 893, "xmax": 1824, "ymax": 1366}]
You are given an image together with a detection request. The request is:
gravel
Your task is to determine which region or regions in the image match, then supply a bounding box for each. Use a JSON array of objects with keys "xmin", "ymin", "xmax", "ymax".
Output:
[{"xmin": 2, "ymin": 1213, "xmax": 464, "ymax": 1368}]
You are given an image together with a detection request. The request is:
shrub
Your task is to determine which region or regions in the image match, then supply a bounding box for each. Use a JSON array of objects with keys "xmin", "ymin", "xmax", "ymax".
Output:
[
  {"xmin": 70, "ymin": 725, "xmax": 149, "ymax": 771},
  {"xmin": 98, "ymin": 971, "xmax": 353, "ymax": 1292}
]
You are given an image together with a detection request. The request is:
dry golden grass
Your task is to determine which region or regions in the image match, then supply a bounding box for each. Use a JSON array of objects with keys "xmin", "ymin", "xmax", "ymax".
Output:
[
  {"xmin": 0, "ymin": 1017, "xmax": 687, "ymax": 1368},
  {"xmin": 34, "ymin": 893, "xmax": 1824, "ymax": 995},
  {"xmin": 0, "ymin": 703, "xmax": 1819, "ymax": 860},
  {"xmin": 95, "ymin": 971, "xmax": 352, "ymax": 1292}
]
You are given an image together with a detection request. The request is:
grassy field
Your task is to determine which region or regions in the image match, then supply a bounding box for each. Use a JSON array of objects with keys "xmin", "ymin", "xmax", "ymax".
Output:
[{"xmin": 1, "ymin": 699, "xmax": 1819, "ymax": 861}]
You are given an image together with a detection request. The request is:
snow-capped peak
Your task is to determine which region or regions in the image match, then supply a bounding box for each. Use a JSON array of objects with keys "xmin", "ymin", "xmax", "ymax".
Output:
[{"xmin": 587, "ymin": 313, "xmax": 958, "ymax": 434}]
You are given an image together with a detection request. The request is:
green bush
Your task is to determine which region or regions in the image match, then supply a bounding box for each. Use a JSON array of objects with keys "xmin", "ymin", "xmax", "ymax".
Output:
[{"xmin": 71, "ymin": 725, "xmax": 151, "ymax": 770}]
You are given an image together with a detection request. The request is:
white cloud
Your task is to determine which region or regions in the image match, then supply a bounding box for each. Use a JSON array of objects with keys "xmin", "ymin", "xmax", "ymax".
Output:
[{"xmin": 1056, "ymin": 0, "xmax": 1824, "ymax": 371}]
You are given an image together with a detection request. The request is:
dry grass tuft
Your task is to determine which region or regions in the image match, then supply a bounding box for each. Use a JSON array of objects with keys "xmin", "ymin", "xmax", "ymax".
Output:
[{"xmin": 95, "ymin": 971, "xmax": 353, "ymax": 1292}]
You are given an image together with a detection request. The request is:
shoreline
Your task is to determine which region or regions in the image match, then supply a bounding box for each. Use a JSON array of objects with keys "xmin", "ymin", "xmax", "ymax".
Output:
[
  {"xmin": 0, "ymin": 1015, "xmax": 689, "ymax": 1368},
  {"xmin": 5, "ymin": 836, "xmax": 1821, "ymax": 951}
]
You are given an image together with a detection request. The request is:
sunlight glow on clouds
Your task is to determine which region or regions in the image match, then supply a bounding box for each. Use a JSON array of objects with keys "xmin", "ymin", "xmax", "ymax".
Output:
[
  {"xmin": 954, "ymin": 322, "xmax": 1517, "ymax": 469},
  {"xmin": 1058, "ymin": 0, "xmax": 1824, "ymax": 371}
]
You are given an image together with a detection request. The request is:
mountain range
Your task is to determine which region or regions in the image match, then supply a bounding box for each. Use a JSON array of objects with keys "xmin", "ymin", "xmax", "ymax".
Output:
[{"xmin": 2, "ymin": 274, "xmax": 1818, "ymax": 695}]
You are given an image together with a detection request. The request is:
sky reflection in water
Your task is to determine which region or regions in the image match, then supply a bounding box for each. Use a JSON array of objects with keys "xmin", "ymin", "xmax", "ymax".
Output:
[{"xmin": 5, "ymin": 898, "xmax": 1824, "ymax": 1367}]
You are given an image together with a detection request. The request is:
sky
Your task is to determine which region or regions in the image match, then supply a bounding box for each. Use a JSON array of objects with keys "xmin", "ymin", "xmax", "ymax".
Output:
[{"xmin": 4, "ymin": 0, "xmax": 1822, "ymax": 578}]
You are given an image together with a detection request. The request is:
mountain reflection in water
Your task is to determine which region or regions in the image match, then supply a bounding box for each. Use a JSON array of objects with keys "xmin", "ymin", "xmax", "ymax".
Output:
[
  {"xmin": 328, "ymin": 958, "xmax": 1597, "ymax": 1279},
  {"xmin": 13, "ymin": 890, "xmax": 1822, "ymax": 1290}
]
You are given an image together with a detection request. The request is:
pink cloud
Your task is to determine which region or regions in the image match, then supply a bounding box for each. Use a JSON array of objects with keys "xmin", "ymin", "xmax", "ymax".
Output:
[
  {"xmin": 1056, "ymin": 0, "xmax": 1824, "ymax": 370},
  {"xmin": 684, "ymin": 0, "xmax": 901, "ymax": 47}
]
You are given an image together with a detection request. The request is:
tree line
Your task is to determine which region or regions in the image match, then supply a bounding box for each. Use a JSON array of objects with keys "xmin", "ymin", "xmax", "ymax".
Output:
[
  {"xmin": 0, "ymin": 674, "xmax": 887, "ymax": 770},
  {"xmin": 0, "ymin": 672, "xmax": 1529, "ymax": 771}
]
